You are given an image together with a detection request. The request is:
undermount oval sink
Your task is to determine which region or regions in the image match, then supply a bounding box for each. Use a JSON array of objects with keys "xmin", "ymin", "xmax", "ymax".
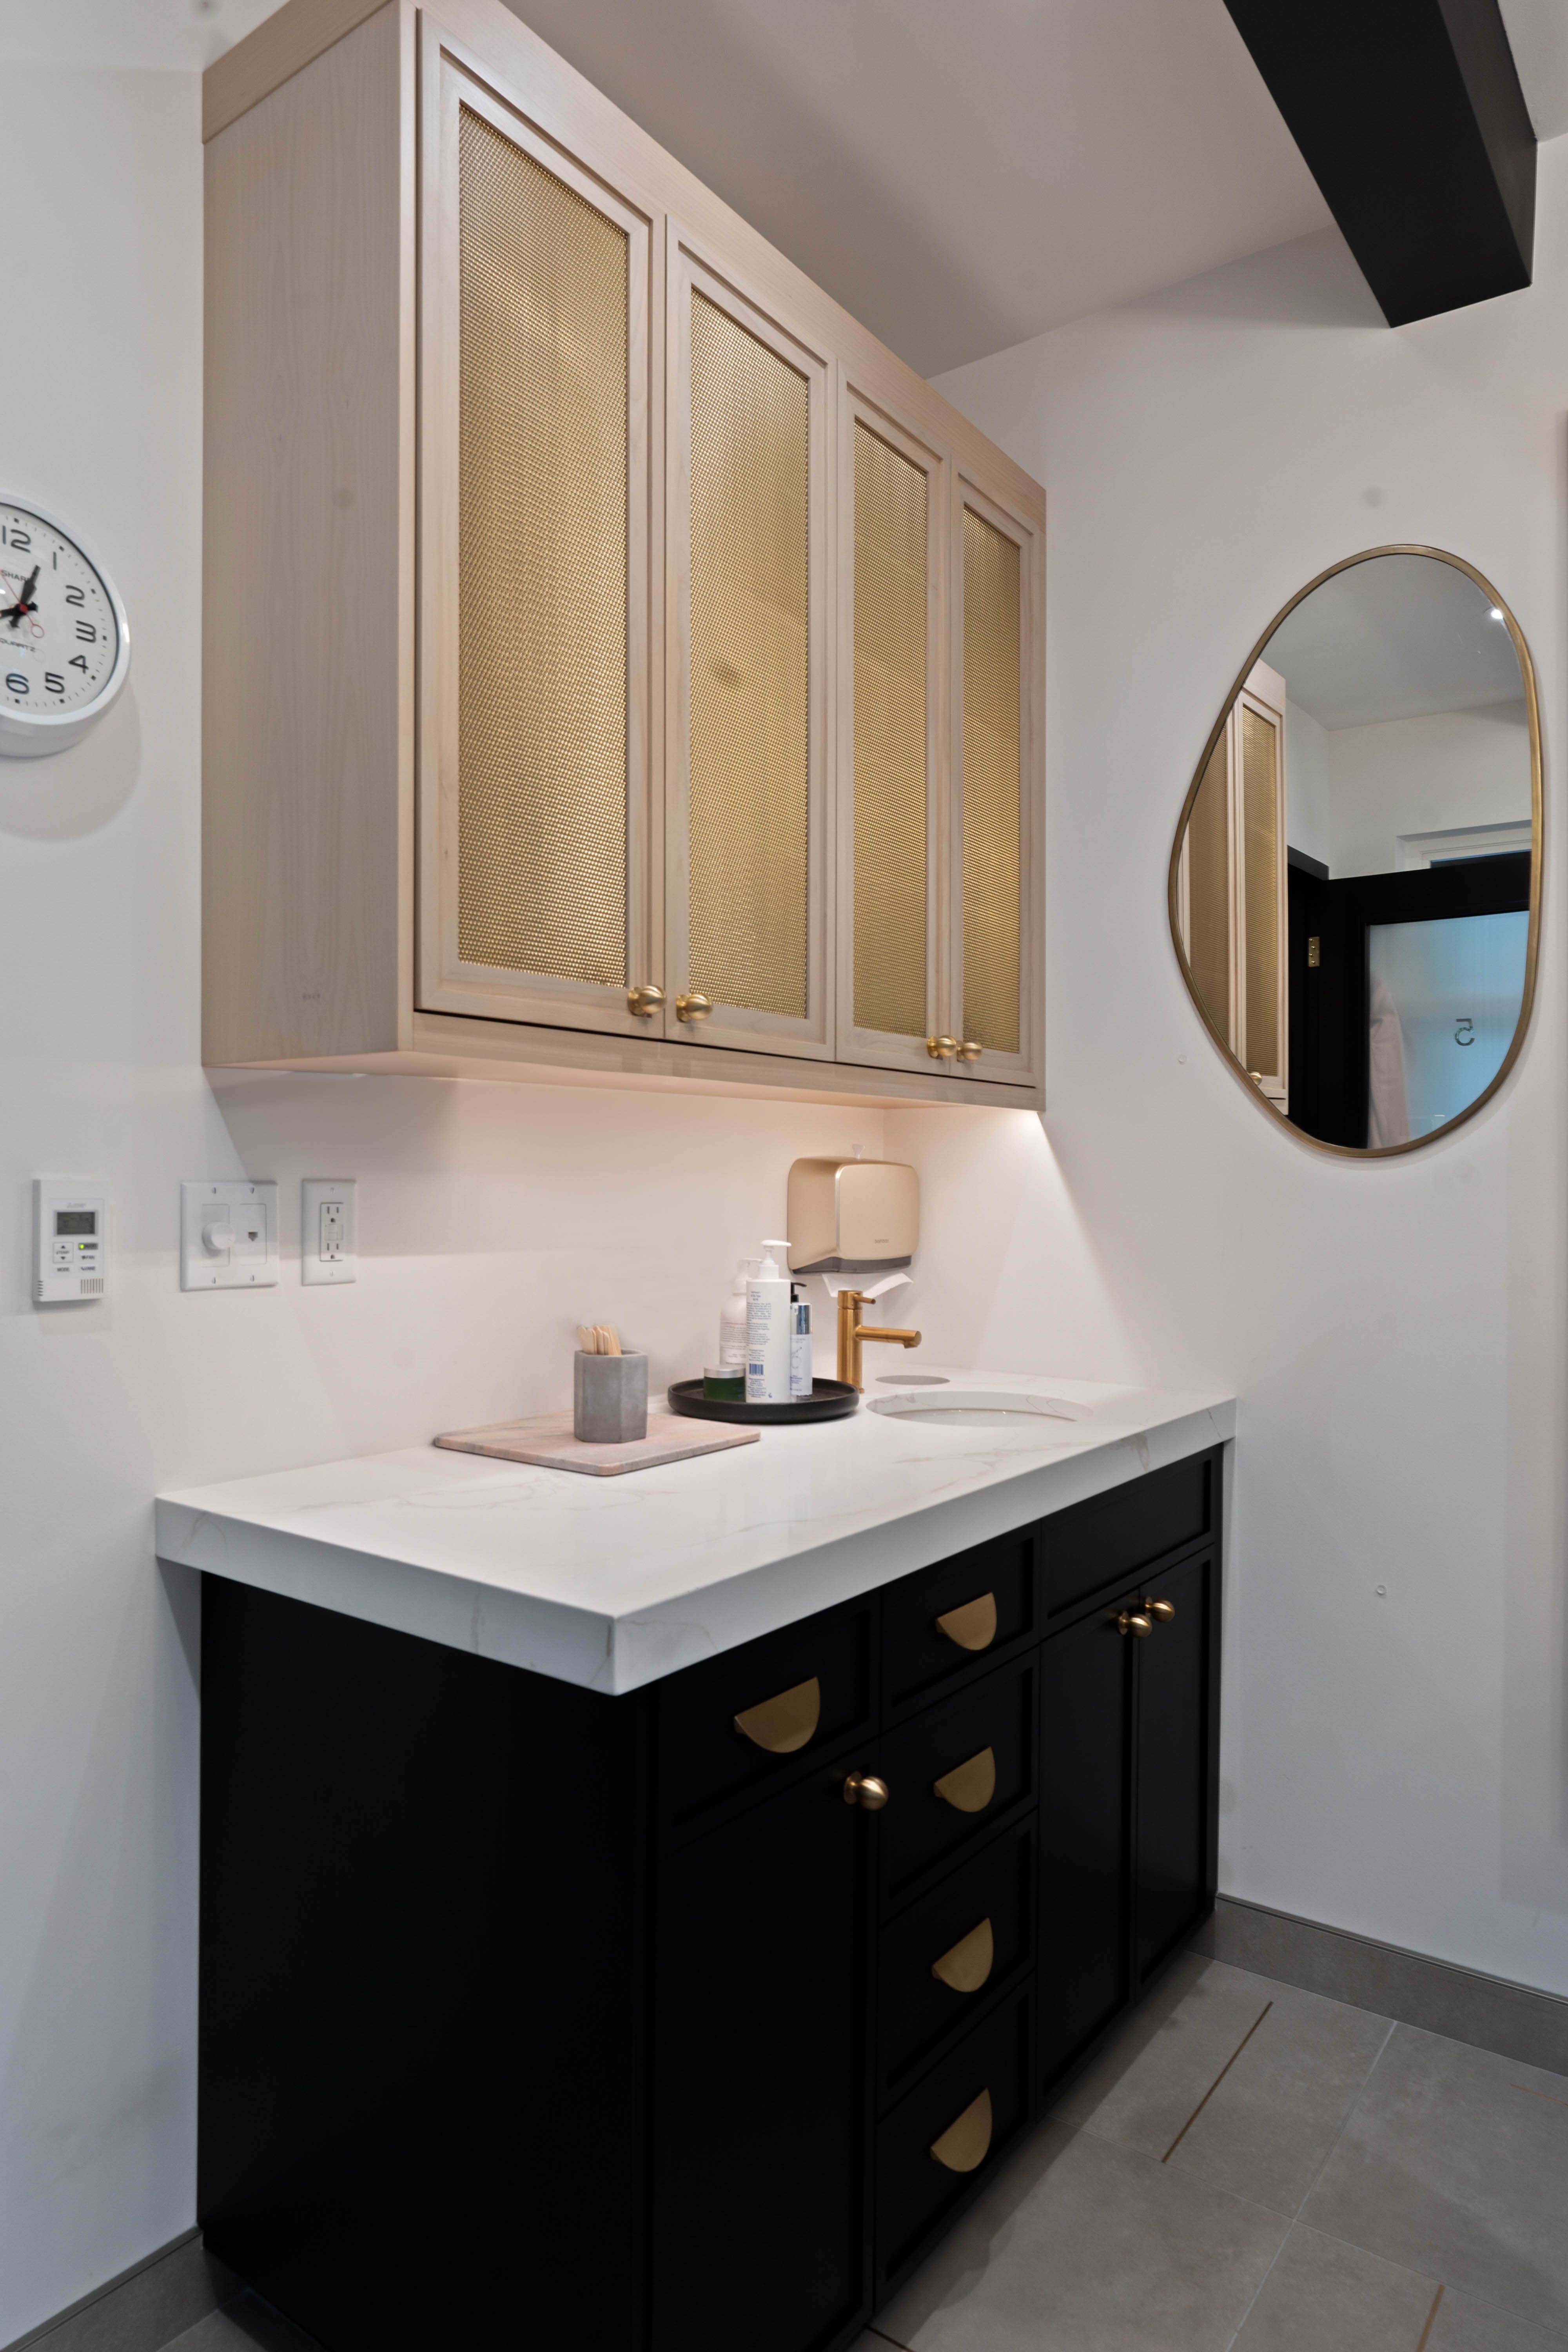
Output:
[{"xmin": 869, "ymin": 1389, "xmax": 1083, "ymax": 1429}]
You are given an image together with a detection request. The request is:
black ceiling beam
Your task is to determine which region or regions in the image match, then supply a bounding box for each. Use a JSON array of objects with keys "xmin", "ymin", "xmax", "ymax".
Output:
[{"xmin": 1222, "ymin": 0, "xmax": 1535, "ymax": 325}]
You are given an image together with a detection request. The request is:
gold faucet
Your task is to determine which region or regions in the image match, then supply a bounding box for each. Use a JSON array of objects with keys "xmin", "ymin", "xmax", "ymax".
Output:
[{"xmin": 837, "ymin": 1289, "xmax": 922, "ymax": 1390}]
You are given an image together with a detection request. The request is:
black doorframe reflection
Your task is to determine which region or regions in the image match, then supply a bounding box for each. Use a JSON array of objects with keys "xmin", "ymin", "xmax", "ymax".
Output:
[{"xmin": 1286, "ymin": 851, "xmax": 1530, "ymax": 1148}]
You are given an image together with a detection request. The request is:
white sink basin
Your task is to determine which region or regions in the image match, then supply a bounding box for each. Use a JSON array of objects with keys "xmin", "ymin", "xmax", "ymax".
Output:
[{"xmin": 868, "ymin": 1388, "xmax": 1084, "ymax": 1430}]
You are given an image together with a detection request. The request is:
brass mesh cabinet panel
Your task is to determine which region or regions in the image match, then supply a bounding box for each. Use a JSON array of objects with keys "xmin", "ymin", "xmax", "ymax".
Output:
[
  {"xmin": 852, "ymin": 423, "xmax": 928, "ymax": 1039},
  {"xmin": 1241, "ymin": 703, "xmax": 1281, "ymax": 1080},
  {"xmin": 1185, "ymin": 734, "xmax": 1231, "ymax": 1042},
  {"xmin": 962, "ymin": 509, "xmax": 1022, "ymax": 1056},
  {"xmin": 688, "ymin": 291, "xmax": 810, "ymax": 1019},
  {"xmin": 456, "ymin": 107, "xmax": 629, "ymax": 986}
]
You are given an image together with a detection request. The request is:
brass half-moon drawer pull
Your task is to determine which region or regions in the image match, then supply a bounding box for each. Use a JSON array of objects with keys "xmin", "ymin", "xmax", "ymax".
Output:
[
  {"xmin": 734, "ymin": 1675, "xmax": 820, "ymax": 1754},
  {"xmin": 931, "ymin": 1916, "xmax": 994, "ymax": 1994},
  {"xmin": 935, "ymin": 1592, "xmax": 998, "ymax": 1653},
  {"xmin": 930, "ymin": 2087, "xmax": 993, "ymax": 2173},
  {"xmin": 933, "ymin": 1746, "xmax": 996, "ymax": 1814}
]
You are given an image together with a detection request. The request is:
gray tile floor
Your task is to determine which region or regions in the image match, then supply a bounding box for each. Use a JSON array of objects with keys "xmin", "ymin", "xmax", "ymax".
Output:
[
  {"xmin": 160, "ymin": 2293, "xmax": 321, "ymax": 2352},
  {"xmin": 139, "ymin": 1953, "xmax": 1568, "ymax": 2352},
  {"xmin": 858, "ymin": 1953, "xmax": 1568, "ymax": 2352}
]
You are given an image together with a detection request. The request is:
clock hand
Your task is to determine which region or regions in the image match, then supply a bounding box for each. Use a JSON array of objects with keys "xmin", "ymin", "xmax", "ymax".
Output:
[{"xmin": 2, "ymin": 566, "xmax": 40, "ymax": 627}]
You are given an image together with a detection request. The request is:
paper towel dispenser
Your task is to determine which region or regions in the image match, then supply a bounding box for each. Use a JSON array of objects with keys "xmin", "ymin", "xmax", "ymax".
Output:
[{"xmin": 786, "ymin": 1158, "xmax": 918, "ymax": 1276}]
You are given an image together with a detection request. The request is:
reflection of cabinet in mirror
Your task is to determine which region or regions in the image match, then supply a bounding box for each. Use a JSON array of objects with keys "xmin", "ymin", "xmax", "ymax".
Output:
[
  {"xmin": 201, "ymin": 0, "xmax": 1044, "ymax": 1109},
  {"xmin": 1178, "ymin": 661, "xmax": 1288, "ymax": 1112}
]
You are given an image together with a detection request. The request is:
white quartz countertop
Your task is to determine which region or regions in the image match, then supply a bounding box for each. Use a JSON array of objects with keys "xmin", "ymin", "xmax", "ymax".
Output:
[{"xmin": 154, "ymin": 1372, "xmax": 1234, "ymax": 1695}]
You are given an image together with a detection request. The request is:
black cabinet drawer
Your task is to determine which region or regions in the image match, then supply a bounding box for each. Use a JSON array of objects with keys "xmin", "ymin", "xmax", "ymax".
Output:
[
  {"xmin": 880, "ymin": 1657, "xmax": 1035, "ymax": 1903},
  {"xmin": 657, "ymin": 1602, "xmax": 874, "ymax": 1828},
  {"xmin": 1041, "ymin": 1450, "xmax": 1215, "ymax": 1621},
  {"xmin": 881, "ymin": 1528, "xmax": 1037, "ymax": 1715},
  {"xmin": 875, "ymin": 1989, "xmax": 1032, "ymax": 2296},
  {"xmin": 878, "ymin": 1820, "xmax": 1034, "ymax": 2099}
]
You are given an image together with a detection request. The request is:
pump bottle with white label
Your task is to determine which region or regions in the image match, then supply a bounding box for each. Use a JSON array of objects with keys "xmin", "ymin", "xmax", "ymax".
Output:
[{"xmin": 746, "ymin": 1239, "xmax": 793, "ymax": 1403}]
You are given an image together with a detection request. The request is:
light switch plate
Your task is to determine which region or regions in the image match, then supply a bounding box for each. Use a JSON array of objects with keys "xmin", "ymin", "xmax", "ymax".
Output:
[
  {"xmin": 181, "ymin": 1180, "xmax": 278, "ymax": 1290},
  {"xmin": 301, "ymin": 1177, "xmax": 356, "ymax": 1285}
]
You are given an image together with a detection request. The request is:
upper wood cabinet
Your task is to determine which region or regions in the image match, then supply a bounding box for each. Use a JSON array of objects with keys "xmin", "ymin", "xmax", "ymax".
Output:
[{"xmin": 201, "ymin": 0, "xmax": 1045, "ymax": 1107}]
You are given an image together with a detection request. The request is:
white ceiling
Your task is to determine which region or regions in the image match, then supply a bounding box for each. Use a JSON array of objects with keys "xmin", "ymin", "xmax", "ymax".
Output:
[
  {"xmin": 1263, "ymin": 555, "xmax": 1527, "ymax": 730},
  {"xmin": 1499, "ymin": 0, "xmax": 1568, "ymax": 136},
  {"xmin": 503, "ymin": 0, "xmax": 1334, "ymax": 376},
  {"xmin": 28, "ymin": 0, "xmax": 1561, "ymax": 375}
]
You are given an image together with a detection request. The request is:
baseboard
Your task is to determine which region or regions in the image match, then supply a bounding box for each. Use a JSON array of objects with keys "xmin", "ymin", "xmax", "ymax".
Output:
[
  {"xmin": 2, "ymin": 2230, "xmax": 241, "ymax": 2352},
  {"xmin": 1194, "ymin": 1894, "xmax": 1568, "ymax": 2076}
]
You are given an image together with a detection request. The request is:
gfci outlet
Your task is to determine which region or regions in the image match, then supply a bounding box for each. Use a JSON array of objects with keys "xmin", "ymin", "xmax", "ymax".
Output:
[
  {"xmin": 181, "ymin": 1180, "xmax": 279, "ymax": 1290},
  {"xmin": 301, "ymin": 1178, "xmax": 356, "ymax": 1285}
]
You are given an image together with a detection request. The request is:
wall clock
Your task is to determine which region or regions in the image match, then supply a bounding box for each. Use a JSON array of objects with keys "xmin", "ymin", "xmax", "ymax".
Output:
[{"xmin": 0, "ymin": 496, "xmax": 131, "ymax": 757}]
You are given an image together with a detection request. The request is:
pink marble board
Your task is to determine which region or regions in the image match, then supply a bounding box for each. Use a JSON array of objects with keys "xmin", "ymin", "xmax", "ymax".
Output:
[{"xmin": 433, "ymin": 1407, "xmax": 760, "ymax": 1477}]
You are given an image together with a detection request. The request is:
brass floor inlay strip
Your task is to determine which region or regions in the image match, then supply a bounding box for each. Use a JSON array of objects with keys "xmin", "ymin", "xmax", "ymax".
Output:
[
  {"xmin": 1512, "ymin": 2082, "xmax": 1568, "ymax": 2109},
  {"xmin": 1414, "ymin": 2282, "xmax": 1445, "ymax": 2350},
  {"xmin": 1161, "ymin": 2000, "xmax": 1274, "ymax": 2163}
]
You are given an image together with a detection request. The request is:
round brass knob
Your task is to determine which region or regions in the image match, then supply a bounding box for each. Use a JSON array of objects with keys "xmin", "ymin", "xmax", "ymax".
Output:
[
  {"xmin": 1146, "ymin": 1598, "xmax": 1176, "ymax": 1624},
  {"xmin": 674, "ymin": 992, "xmax": 713, "ymax": 1023},
  {"xmin": 843, "ymin": 1771, "xmax": 890, "ymax": 1811},
  {"xmin": 956, "ymin": 1041, "xmax": 983, "ymax": 1062},
  {"xmin": 626, "ymin": 984, "xmax": 666, "ymax": 1018},
  {"xmin": 926, "ymin": 1036, "xmax": 958, "ymax": 1061},
  {"xmin": 1117, "ymin": 1610, "xmax": 1153, "ymax": 1639}
]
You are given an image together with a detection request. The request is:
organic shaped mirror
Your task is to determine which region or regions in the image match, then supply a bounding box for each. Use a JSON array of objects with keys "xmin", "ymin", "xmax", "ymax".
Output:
[{"xmin": 1171, "ymin": 548, "xmax": 1541, "ymax": 1154}]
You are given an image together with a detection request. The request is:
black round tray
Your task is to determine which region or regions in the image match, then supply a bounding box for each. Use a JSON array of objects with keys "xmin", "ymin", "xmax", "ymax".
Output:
[{"xmin": 666, "ymin": 1377, "xmax": 860, "ymax": 1425}]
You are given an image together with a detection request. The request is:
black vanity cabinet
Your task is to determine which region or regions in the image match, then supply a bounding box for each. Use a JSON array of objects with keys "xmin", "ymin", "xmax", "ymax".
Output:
[{"xmin": 198, "ymin": 1445, "xmax": 1222, "ymax": 2352}]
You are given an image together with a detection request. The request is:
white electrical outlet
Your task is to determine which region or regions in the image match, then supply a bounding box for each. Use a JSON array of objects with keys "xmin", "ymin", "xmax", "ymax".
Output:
[
  {"xmin": 301, "ymin": 1178, "xmax": 356, "ymax": 1285},
  {"xmin": 181, "ymin": 1180, "xmax": 279, "ymax": 1290},
  {"xmin": 34, "ymin": 1177, "xmax": 109, "ymax": 1303}
]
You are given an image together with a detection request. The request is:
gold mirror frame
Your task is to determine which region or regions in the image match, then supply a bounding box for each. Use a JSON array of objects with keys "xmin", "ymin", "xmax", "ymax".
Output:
[{"xmin": 1168, "ymin": 546, "xmax": 1543, "ymax": 1159}]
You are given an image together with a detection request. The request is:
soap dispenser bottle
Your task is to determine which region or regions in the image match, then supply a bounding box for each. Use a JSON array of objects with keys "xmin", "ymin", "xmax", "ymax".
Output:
[
  {"xmin": 720, "ymin": 1260, "xmax": 753, "ymax": 1372},
  {"xmin": 746, "ymin": 1240, "xmax": 793, "ymax": 1403}
]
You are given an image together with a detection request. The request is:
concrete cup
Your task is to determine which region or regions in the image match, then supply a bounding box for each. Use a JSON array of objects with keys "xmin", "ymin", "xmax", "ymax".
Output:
[{"xmin": 574, "ymin": 1350, "xmax": 649, "ymax": 1443}]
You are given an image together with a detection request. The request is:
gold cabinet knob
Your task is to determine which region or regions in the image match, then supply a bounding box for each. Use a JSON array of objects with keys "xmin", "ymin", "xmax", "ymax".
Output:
[
  {"xmin": 674, "ymin": 992, "xmax": 713, "ymax": 1023},
  {"xmin": 1118, "ymin": 1610, "xmax": 1153, "ymax": 1639},
  {"xmin": 626, "ymin": 984, "xmax": 665, "ymax": 1018},
  {"xmin": 1145, "ymin": 1597, "xmax": 1176, "ymax": 1624},
  {"xmin": 925, "ymin": 1036, "xmax": 958, "ymax": 1060},
  {"xmin": 930, "ymin": 2087, "xmax": 993, "ymax": 2174},
  {"xmin": 956, "ymin": 1041, "xmax": 983, "ymax": 1062},
  {"xmin": 843, "ymin": 1771, "xmax": 890, "ymax": 1811}
]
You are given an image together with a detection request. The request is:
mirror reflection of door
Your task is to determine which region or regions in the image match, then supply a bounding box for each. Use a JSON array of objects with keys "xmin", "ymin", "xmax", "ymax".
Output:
[
  {"xmin": 1172, "ymin": 551, "xmax": 1539, "ymax": 1156},
  {"xmin": 1178, "ymin": 660, "xmax": 1288, "ymax": 1112}
]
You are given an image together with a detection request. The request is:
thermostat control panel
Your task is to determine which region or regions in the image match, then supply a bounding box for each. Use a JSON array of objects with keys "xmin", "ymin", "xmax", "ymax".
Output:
[{"xmin": 34, "ymin": 1177, "xmax": 108, "ymax": 1302}]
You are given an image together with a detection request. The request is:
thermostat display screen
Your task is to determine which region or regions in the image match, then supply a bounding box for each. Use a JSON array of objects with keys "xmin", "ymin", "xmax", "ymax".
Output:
[{"xmin": 55, "ymin": 1209, "xmax": 97, "ymax": 1235}]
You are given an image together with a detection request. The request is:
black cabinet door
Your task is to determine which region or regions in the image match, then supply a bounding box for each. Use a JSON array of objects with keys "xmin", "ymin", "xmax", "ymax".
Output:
[
  {"xmin": 1036, "ymin": 1596, "xmax": 1132, "ymax": 2093},
  {"xmin": 652, "ymin": 1753, "xmax": 874, "ymax": 2352},
  {"xmin": 1133, "ymin": 1548, "xmax": 1218, "ymax": 1985}
]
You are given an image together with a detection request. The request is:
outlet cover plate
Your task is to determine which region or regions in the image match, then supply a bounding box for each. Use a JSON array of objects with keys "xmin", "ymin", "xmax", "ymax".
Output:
[
  {"xmin": 301, "ymin": 1177, "xmax": 356, "ymax": 1285},
  {"xmin": 181, "ymin": 1180, "xmax": 278, "ymax": 1290}
]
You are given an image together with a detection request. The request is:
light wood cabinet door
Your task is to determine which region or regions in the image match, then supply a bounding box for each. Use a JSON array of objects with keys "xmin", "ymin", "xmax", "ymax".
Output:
[
  {"xmin": 664, "ymin": 228, "xmax": 833, "ymax": 1058},
  {"xmin": 947, "ymin": 477, "xmax": 1043, "ymax": 1091},
  {"xmin": 835, "ymin": 377, "xmax": 951, "ymax": 1077},
  {"xmin": 416, "ymin": 34, "xmax": 661, "ymax": 1038}
]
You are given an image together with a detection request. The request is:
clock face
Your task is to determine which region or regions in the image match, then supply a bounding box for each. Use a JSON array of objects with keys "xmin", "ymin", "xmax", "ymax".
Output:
[{"xmin": 0, "ymin": 503, "xmax": 121, "ymax": 715}]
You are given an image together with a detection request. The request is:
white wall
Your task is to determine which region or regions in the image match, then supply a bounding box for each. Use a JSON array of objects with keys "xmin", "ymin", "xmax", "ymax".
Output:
[
  {"xmin": 1284, "ymin": 697, "xmax": 1330, "ymax": 868},
  {"xmin": 0, "ymin": 42, "xmax": 889, "ymax": 2343},
  {"xmin": 910, "ymin": 164, "xmax": 1568, "ymax": 2010},
  {"xmin": 1327, "ymin": 704, "xmax": 1533, "ymax": 875}
]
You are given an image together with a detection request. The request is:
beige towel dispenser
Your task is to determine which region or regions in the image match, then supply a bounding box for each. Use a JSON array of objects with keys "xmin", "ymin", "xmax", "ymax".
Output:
[{"xmin": 786, "ymin": 1158, "xmax": 918, "ymax": 1276}]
